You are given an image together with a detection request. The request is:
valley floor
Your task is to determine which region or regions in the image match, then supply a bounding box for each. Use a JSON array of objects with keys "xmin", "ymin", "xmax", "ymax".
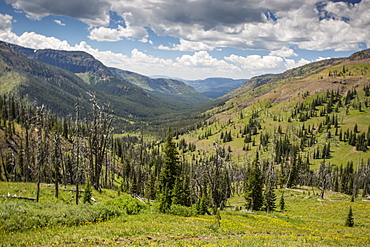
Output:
[{"xmin": 1, "ymin": 185, "xmax": 369, "ymax": 246}]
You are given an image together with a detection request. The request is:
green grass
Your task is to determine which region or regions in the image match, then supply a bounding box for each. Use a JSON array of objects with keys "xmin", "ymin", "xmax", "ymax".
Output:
[
  {"xmin": 180, "ymin": 85, "xmax": 370, "ymax": 170},
  {"xmin": 0, "ymin": 182, "xmax": 118, "ymax": 204},
  {"xmin": 1, "ymin": 183, "xmax": 369, "ymax": 246},
  {"xmin": 0, "ymin": 70, "xmax": 24, "ymax": 94},
  {"xmin": 316, "ymin": 63, "xmax": 370, "ymax": 78}
]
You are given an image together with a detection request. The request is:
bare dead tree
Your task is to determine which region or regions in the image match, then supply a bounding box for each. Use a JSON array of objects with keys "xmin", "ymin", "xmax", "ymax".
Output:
[
  {"xmin": 35, "ymin": 106, "xmax": 45, "ymax": 203},
  {"xmin": 52, "ymin": 132, "xmax": 62, "ymax": 198},
  {"xmin": 318, "ymin": 162, "xmax": 333, "ymax": 199},
  {"xmin": 86, "ymin": 94, "xmax": 114, "ymax": 190}
]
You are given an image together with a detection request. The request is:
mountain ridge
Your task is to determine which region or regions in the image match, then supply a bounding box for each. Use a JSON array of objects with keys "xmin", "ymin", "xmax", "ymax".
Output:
[
  {"xmin": 4, "ymin": 42, "xmax": 210, "ymax": 104},
  {"xmin": 109, "ymin": 67, "xmax": 210, "ymax": 103},
  {"xmin": 184, "ymin": 77, "xmax": 247, "ymax": 98},
  {"xmin": 178, "ymin": 48, "xmax": 370, "ymax": 169},
  {"xmin": 0, "ymin": 42, "xmax": 215, "ymax": 130}
]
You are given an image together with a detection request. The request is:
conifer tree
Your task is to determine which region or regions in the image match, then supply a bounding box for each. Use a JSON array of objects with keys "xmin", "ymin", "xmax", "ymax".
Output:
[
  {"xmin": 82, "ymin": 179, "xmax": 92, "ymax": 204},
  {"xmin": 263, "ymin": 183, "xmax": 276, "ymax": 212},
  {"xmin": 157, "ymin": 127, "xmax": 180, "ymax": 212},
  {"xmin": 244, "ymin": 162, "xmax": 263, "ymax": 211},
  {"xmin": 345, "ymin": 206, "xmax": 354, "ymax": 227},
  {"xmin": 171, "ymin": 176, "xmax": 190, "ymax": 206},
  {"xmin": 196, "ymin": 195, "xmax": 208, "ymax": 215},
  {"xmin": 279, "ymin": 191, "xmax": 285, "ymax": 211}
]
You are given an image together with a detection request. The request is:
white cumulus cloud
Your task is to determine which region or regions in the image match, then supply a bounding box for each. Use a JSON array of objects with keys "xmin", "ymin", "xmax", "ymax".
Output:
[
  {"xmin": 5, "ymin": 0, "xmax": 370, "ymax": 52},
  {"xmin": 0, "ymin": 14, "xmax": 13, "ymax": 32},
  {"xmin": 225, "ymin": 53, "xmax": 310, "ymax": 71},
  {"xmin": 176, "ymin": 51, "xmax": 239, "ymax": 70},
  {"xmin": 88, "ymin": 12, "xmax": 149, "ymax": 42},
  {"xmin": 54, "ymin": 19, "xmax": 65, "ymax": 26},
  {"xmin": 269, "ymin": 47, "xmax": 297, "ymax": 57},
  {"xmin": 225, "ymin": 54, "xmax": 285, "ymax": 70}
]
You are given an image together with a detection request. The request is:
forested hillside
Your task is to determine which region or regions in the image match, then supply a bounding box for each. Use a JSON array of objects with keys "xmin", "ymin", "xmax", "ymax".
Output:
[
  {"xmin": 0, "ymin": 42, "xmax": 218, "ymax": 131},
  {"xmin": 0, "ymin": 48, "xmax": 370, "ymax": 246},
  {"xmin": 1, "ymin": 49, "xmax": 370, "ymax": 204},
  {"xmin": 176, "ymin": 49, "xmax": 370, "ymax": 200}
]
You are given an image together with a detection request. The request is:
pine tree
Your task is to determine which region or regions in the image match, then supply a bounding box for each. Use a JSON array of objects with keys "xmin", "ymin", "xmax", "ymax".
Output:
[
  {"xmin": 82, "ymin": 179, "xmax": 92, "ymax": 204},
  {"xmin": 157, "ymin": 127, "xmax": 180, "ymax": 213},
  {"xmin": 244, "ymin": 162, "xmax": 263, "ymax": 211},
  {"xmin": 354, "ymin": 124, "xmax": 358, "ymax": 133},
  {"xmin": 279, "ymin": 191, "xmax": 285, "ymax": 211},
  {"xmin": 171, "ymin": 177, "xmax": 190, "ymax": 206},
  {"xmin": 157, "ymin": 188, "xmax": 172, "ymax": 213},
  {"xmin": 263, "ymin": 183, "xmax": 276, "ymax": 212},
  {"xmin": 345, "ymin": 206, "xmax": 354, "ymax": 227}
]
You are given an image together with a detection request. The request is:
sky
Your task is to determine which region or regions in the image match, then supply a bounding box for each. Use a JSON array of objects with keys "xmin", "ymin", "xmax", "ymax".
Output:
[{"xmin": 0, "ymin": 0, "xmax": 369, "ymax": 80}]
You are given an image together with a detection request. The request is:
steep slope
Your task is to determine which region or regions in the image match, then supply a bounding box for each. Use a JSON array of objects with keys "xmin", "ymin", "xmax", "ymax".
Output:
[
  {"xmin": 6, "ymin": 42, "xmax": 210, "ymax": 104},
  {"xmin": 0, "ymin": 42, "xmax": 98, "ymax": 115},
  {"xmin": 5, "ymin": 44, "xmax": 111, "ymax": 78},
  {"xmin": 109, "ymin": 67, "xmax": 210, "ymax": 103},
  {"xmin": 179, "ymin": 49, "xmax": 370, "ymax": 167},
  {"xmin": 184, "ymin": 77, "xmax": 247, "ymax": 98},
  {"xmin": 5, "ymin": 42, "xmax": 214, "ymax": 116},
  {"xmin": 0, "ymin": 42, "xmax": 199, "ymax": 127},
  {"xmin": 220, "ymin": 49, "xmax": 370, "ymax": 111},
  {"xmin": 224, "ymin": 57, "xmax": 343, "ymax": 100}
]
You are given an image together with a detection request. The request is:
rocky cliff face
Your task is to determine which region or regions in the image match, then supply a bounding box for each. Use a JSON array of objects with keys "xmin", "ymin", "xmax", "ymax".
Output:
[{"xmin": 5, "ymin": 43, "xmax": 111, "ymax": 78}]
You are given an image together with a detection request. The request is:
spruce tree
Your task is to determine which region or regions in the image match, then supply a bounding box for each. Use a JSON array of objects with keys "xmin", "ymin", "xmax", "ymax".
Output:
[
  {"xmin": 279, "ymin": 191, "xmax": 285, "ymax": 211},
  {"xmin": 157, "ymin": 127, "xmax": 180, "ymax": 213},
  {"xmin": 82, "ymin": 179, "xmax": 92, "ymax": 204},
  {"xmin": 172, "ymin": 177, "xmax": 189, "ymax": 206},
  {"xmin": 263, "ymin": 183, "xmax": 276, "ymax": 212},
  {"xmin": 345, "ymin": 206, "xmax": 354, "ymax": 227},
  {"xmin": 244, "ymin": 162, "xmax": 263, "ymax": 211}
]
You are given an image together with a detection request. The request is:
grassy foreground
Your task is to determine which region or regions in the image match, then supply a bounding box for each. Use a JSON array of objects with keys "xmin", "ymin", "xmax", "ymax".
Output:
[{"xmin": 0, "ymin": 183, "xmax": 369, "ymax": 246}]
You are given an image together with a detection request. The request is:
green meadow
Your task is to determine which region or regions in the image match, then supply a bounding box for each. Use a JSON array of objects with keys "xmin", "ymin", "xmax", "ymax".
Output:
[{"xmin": 1, "ymin": 182, "xmax": 369, "ymax": 246}]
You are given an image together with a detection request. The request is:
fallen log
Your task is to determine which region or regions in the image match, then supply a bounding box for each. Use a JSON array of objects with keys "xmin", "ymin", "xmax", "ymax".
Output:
[{"xmin": 0, "ymin": 195, "xmax": 36, "ymax": 200}]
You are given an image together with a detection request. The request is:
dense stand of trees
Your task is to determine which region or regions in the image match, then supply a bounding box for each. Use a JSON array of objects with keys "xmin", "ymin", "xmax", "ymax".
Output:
[{"xmin": 1, "ymin": 83, "xmax": 370, "ymax": 213}]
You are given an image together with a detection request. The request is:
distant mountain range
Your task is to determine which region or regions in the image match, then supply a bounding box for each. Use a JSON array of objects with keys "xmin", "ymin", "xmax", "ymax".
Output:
[
  {"xmin": 0, "ymin": 41, "xmax": 219, "ymax": 129},
  {"xmin": 109, "ymin": 68, "xmax": 210, "ymax": 103},
  {"xmin": 184, "ymin": 78, "xmax": 247, "ymax": 98},
  {"xmin": 151, "ymin": 75, "xmax": 248, "ymax": 98}
]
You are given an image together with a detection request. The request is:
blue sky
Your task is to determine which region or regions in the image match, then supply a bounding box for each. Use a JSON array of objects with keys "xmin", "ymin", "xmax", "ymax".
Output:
[{"xmin": 0, "ymin": 0, "xmax": 369, "ymax": 80}]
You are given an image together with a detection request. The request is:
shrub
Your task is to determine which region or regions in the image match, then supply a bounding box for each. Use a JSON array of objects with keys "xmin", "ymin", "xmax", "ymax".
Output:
[
  {"xmin": 0, "ymin": 199, "xmax": 126, "ymax": 232},
  {"xmin": 105, "ymin": 195, "xmax": 147, "ymax": 215},
  {"xmin": 167, "ymin": 204, "xmax": 197, "ymax": 217}
]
